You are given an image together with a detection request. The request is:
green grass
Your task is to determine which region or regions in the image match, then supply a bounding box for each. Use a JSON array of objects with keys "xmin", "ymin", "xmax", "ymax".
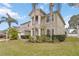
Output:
[{"xmin": 0, "ymin": 37, "xmax": 79, "ymax": 56}]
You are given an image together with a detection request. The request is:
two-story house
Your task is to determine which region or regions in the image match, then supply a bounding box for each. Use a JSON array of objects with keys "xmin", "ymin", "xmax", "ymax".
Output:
[{"xmin": 29, "ymin": 9, "xmax": 65, "ymax": 37}]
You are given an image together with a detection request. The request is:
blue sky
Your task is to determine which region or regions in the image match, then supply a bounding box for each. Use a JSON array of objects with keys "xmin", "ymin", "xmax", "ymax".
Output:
[{"xmin": 0, "ymin": 3, "xmax": 79, "ymax": 30}]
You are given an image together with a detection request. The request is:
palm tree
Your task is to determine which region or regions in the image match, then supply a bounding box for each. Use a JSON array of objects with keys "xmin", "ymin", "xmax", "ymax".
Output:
[{"xmin": 0, "ymin": 13, "xmax": 18, "ymax": 39}]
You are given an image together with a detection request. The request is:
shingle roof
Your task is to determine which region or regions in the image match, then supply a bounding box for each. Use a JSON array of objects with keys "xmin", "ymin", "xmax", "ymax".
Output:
[
  {"xmin": 20, "ymin": 21, "xmax": 31, "ymax": 25},
  {"xmin": 54, "ymin": 11, "xmax": 65, "ymax": 25}
]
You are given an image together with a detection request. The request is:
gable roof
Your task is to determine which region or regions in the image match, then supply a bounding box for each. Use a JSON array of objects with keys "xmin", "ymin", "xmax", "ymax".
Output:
[
  {"xmin": 29, "ymin": 9, "xmax": 46, "ymax": 16},
  {"xmin": 20, "ymin": 21, "xmax": 31, "ymax": 25},
  {"xmin": 29, "ymin": 9, "xmax": 65, "ymax": 25},
  {"xmin": 55, "ymin": 11, "xmax": 65, "ymax": 25}
]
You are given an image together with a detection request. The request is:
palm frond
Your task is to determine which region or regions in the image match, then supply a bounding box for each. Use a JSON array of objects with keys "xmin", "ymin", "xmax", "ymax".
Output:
[
  {"xmin": 0, "ymin": 13, "xmax": 18, "ymax": 27},
  {"xmin": 1, "ymin": 16, "xmax": 7, "ymax": 19},
  {"xmin": 0, "ymin": 20, "xmax": 6, "ymax": 24},
  {"xmin": 6, "ymin": 13, "xmax": 18, "ymax": 25},
  {"xmin": 11, "ymin": 19, "xmax": 18, "ymax": 25}
]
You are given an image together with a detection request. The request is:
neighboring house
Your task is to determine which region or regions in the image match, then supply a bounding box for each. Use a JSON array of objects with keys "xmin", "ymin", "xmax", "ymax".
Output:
[
  {"xmin": 66, "ymin": 22, "xmax": 79, "ymax": 38},
  {"xmin": 0, "ymin": 31, "xmax": 6, "ymax": 38},
  {"xmin": 29, "ymin": 9, "xmax": 65, "ymax": 37},
  {"xmin": 17, "ymin": 21, "xmax": 31, "ymax": 39}
]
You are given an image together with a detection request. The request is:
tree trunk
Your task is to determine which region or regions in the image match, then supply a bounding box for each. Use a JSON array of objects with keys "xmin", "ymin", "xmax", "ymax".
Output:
[{"xmin": 7, "ymin": 23, "xmax": 11, "ymax": 40}]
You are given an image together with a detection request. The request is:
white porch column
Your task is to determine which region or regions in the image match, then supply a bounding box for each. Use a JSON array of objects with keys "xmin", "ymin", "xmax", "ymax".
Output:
[
  {"xmin": 18, "ymin": 33, "xmax": 21, "ymax": 39},
  {"xmin": 38, "ymin": 29, "xmax": 41, "ymax": 36},
  {"xmin": 38, "ymin": 16, "xmax": 41, "ymax": 25},
  {"xmin": 38, "ymin": 16, "xmax": 41, "ymax": 36},
  {"xmin": 77, "ymin": 25, "xmax": 79, "ymax": 38}
]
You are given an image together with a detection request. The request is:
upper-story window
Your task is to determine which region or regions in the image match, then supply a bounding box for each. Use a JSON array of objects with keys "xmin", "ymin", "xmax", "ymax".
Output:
[
  {"xmin": 46, "ymin": 15, "xmax": 54, "ymax": 23},
  {"xmin": 35, "ymin": 16, "xmax": 38, "ymax": 22}
]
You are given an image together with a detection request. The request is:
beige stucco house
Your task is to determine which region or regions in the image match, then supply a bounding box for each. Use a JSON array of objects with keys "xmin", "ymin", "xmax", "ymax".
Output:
[
  {"xmin": 17, "ymin": 8, "xmax": 65, "ymax": 39},
  {"xmin": 29, "ymin": 9, "xmax": 65, "ymax": 37}
]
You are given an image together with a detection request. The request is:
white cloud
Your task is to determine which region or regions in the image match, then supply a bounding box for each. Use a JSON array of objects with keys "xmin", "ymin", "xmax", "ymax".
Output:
[
  {"xmin": 0, "ymin": 7, "xmax": 21, "ymax": 19},
  {"xmin": 2, "ymin": 3, "xmax": 11, "ymax": 8},
  {"xmin": 39, "ymin": 5, "xmax": 44, "ymax": 10}
]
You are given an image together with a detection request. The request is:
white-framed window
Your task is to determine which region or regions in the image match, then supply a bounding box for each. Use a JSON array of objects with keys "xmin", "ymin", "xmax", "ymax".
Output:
[
  {"xmin": 47, "ymin": 29, "xmax": 50, "ymax": 36},
  {"xmin": 52, "ymin": 29, "xmax": 54, "ymax": 35}
]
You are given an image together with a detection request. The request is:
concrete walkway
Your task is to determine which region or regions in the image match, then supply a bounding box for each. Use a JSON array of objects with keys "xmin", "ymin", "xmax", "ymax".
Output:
[{"xmin": 0, "ymin": 39, "xmax": 9, "ymax": 41}]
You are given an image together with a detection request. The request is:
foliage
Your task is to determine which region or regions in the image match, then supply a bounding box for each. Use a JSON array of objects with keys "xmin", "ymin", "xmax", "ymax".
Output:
[
  {"xmin": 68, "ymin": 14, "xmax": 79, "ymax": 29},
  {"xmin": 28, "ymin": 36, "xmax": 36, "ymax": 43},
  {"xmin": 0, "ymin": 13, "xmax": 18, "ymax": 28},
  {"xmin": 28, "ymin": 35, "xmax": 51, "ymax": 43},
  {"xmin": 0, "ymin": 13, "xmax": 18, "ymax": 39},
  {"xmin": 51, "ymin": 35, "xmax": 66, "ymax": 42},
  {"xmin": 57, "ymin": 35, "xmax": 66, "ymax": 42},
  {"xmin": 28, "ymin": 35, "xmax": 66, "ymax": 43},
  {"xmin": 26, "ymin": 35, "xmax": 30, "ymax": 39},
  {"xmin": 36, "ymin": 35, "xmax": 50, "ymax": 43},
  {"xmin": 8, "ymin": 27, "xmax": 18, "ymax": 40}
]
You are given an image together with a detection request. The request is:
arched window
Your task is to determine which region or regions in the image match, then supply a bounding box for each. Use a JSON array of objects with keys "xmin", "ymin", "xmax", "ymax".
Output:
[{"xmin": 47, "ymin": 29, "xmax": 50, "ymax": 36}]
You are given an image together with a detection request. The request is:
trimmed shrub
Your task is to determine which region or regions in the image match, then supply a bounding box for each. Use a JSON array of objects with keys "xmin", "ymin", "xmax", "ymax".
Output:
[
  {"xmin": 26, "ymin": 35, "xmax": 30, "ymax": 39},
  {"xmin": 28, "ymin": 35, "xmax": 66, "ymax": 43},
  {"xmin": 36, "ymin": 35, "xmax": 50, "ymax": 43},
  {"xmin": 28, "ymin": 35, "xmax": 50, "ymax": 43},
  {"xmin": 28, "ymin": 36, "xmax": 36, "ymax": 43},
  {"xmin": 51, "ymin": 35, "xmax": 66, "ymax": 42},
  {"xmin": 8, "ymin": 27, "xmax": 18, "ymax": 40}
]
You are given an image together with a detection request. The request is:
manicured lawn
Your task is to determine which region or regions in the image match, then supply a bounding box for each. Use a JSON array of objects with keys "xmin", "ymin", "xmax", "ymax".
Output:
[{"xmin": 0, "ymin": 37, "xmax": 79, "ymax": 56}]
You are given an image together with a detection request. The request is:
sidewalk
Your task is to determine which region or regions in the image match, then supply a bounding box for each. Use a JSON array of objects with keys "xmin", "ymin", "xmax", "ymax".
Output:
[{"xmin": 0, "ymin": 39, "xmax": 9, "ymax": 41}]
